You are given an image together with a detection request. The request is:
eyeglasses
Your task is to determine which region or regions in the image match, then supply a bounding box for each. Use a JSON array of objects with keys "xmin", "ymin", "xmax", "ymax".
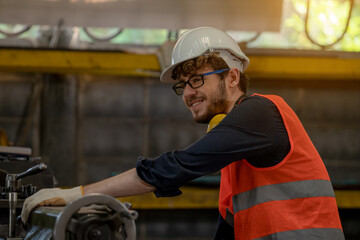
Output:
[{"xmin": 172, "ymin": 69, "xmax": 230, "ymax": 95}]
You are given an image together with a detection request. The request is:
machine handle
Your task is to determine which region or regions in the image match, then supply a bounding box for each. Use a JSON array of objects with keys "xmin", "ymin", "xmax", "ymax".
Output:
[{"xmin": 16, "ymin": 163, "xmax": 47, "ymax": 180}]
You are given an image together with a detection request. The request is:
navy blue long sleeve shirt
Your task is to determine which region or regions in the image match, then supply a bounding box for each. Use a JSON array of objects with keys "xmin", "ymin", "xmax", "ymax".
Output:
[
  {"xmin": 136, "ymin": 95, "xmax": 290, "ymax": 195},
  {"xmin": 135, "ymin": 94, "xmax": 290, "ymax": 239}
]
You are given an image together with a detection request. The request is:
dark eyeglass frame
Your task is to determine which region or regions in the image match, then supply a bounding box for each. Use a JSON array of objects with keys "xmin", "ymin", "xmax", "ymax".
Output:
[{"xmin": 172, "ymin": 69, "xmax": 230, "ymax": 95}]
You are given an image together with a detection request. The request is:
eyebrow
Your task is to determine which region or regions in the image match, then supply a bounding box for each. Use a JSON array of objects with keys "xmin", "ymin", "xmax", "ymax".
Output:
[
  {"xmin": 177, "ymin": 74, "xmax": 195, "ymax": 83},
  {"xmin": 177, "ymin": 69, "xmax": 211, "ymax": 82}
]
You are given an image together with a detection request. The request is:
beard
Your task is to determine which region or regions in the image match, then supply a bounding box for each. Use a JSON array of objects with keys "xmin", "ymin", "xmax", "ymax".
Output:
[{"xmin": 194, "ymin": 80, "xmax": 228, "ymax": 124}]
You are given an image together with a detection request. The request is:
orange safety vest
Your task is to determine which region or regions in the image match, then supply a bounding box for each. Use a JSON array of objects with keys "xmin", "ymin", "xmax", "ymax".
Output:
[{"xmin": 218, "ymin": 94, "xmax": 344, "ymax": 240}]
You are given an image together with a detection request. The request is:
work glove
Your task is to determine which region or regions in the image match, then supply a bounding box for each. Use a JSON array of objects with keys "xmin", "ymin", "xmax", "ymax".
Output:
[{"xmin": 21, "ymin": 186, "xmax": 83, "ymax": 223}]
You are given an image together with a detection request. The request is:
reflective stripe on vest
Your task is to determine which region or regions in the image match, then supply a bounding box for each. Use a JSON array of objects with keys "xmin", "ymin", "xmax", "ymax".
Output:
[
  {"xmin": 233, "ymin": 179, "xmax": 334, "ymax": 213},
  {"xmin": 253, "ymin": 228, "xmax": 345, "ymax": 240}
]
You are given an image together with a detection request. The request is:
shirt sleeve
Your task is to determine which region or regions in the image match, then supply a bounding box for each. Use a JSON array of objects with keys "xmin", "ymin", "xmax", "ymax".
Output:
[{"xmin": 136, "ymin": 95, "xmax": 290, "ymax": 197}]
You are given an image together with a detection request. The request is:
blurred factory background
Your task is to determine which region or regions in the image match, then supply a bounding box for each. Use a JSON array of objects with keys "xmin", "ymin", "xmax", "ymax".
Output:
[{"xmin": 0, "ymin": 0, "xmax": 359, "ymax": 239}]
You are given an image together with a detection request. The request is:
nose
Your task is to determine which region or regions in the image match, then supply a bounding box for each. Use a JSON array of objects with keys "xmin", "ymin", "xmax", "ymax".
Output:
[{"xmin": 183, "ymin": 83, "xmax": 196, "ymax": 98}]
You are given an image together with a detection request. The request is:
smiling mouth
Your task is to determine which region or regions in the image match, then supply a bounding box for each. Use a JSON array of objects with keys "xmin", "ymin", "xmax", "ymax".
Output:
[{"xmin": 188, "ymin": 99, "xmax": 204, "ymax": 110}]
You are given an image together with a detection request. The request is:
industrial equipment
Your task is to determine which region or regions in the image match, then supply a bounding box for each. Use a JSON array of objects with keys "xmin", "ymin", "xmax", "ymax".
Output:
[{"xmin": 0, "ymin": 147, "xmax": 137, "ymax": 240}]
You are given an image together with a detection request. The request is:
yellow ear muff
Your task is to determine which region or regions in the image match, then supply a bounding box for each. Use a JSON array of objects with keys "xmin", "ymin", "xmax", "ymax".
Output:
[{"xmin": 207, "ymin": 114, "xmax": 226, "ymax": 133}]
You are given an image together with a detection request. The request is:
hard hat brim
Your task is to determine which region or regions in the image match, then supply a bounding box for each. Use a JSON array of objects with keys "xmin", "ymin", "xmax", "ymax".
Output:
[{"xmin": 160, "ymin": 62, "xmax": 178, "ymax": 83}]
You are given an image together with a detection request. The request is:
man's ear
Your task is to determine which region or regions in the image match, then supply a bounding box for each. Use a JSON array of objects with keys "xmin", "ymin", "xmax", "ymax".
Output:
[{"xmin": 227, "ymin": 68, "xmax": 240, "ymax": 88}]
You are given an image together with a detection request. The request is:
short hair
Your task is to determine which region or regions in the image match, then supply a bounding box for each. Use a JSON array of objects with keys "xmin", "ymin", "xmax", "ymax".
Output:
[{"xmin": 172, "ymin": 52, "xmax": 249, "ymax": 93}]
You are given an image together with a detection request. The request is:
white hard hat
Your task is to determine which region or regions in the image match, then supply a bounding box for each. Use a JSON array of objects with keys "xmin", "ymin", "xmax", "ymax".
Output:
[{"xmin": 160, "ymin": 27, "xmax": 249, "ymax": 83}]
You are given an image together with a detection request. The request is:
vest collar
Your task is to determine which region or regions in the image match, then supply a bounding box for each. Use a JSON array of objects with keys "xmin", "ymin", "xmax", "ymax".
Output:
[{"xmin": 234, "ymin": 94, "xmax": 247, "ymax": 108}]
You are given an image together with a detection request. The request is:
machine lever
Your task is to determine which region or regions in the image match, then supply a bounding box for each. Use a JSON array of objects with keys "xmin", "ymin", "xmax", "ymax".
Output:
[{"xmin": 15, "ymin": 163, "xmax": 47, "ymax": 180}]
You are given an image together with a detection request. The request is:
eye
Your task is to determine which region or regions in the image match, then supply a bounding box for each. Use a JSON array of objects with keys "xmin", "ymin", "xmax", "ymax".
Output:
[
  {"xmin": 174, "ymin": 82, "xmax": 186, "ymax": 88},
  {"xmin": 190, "ymin": 76, "xmax": 203, "ymax": 86}
]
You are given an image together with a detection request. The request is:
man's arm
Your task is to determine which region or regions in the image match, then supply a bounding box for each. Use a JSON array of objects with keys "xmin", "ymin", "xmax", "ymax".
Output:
[
  {"xmin": 83, "ymin": 168, "xmax": 155, "ymax": 197},
  {"xmin": 137, "ymin": 96, "xmax": 289, "ymax": 194},
  {"xmin": 21, "ymin": 168, "xmax": 155, "ymax": 222}
]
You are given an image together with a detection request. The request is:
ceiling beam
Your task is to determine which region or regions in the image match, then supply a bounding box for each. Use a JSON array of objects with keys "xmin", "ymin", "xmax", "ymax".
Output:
[{"xmin": 0, "ymin": 48, "xmax": 359, "ymax": 81}]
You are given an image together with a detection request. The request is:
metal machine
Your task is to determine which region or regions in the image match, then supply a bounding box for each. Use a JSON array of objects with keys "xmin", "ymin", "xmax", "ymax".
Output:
[
  {"xmin": 0, "ymin": 147, "xmax": 137, "ymax": 240},
  {"xmin": 25, "ymin": 194, "xmax": 138, "ymax": 240}
]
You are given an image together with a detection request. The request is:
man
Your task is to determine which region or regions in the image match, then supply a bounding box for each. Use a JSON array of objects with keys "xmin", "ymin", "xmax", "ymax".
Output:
[{"xmin": 21, "ymin": 27, "xmax": 344, "ymax": 240}]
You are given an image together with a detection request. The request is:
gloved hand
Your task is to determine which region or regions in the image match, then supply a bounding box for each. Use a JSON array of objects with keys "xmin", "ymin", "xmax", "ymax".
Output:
[{"xmin": 21, "ymin": 186, "xmax": 83, "ymax": 223}]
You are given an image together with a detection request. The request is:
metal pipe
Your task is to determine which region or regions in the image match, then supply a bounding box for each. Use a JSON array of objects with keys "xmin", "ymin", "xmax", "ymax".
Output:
[{"xmin": 8, "ymin": 192, "xmax": 18, "ymax": 238}]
